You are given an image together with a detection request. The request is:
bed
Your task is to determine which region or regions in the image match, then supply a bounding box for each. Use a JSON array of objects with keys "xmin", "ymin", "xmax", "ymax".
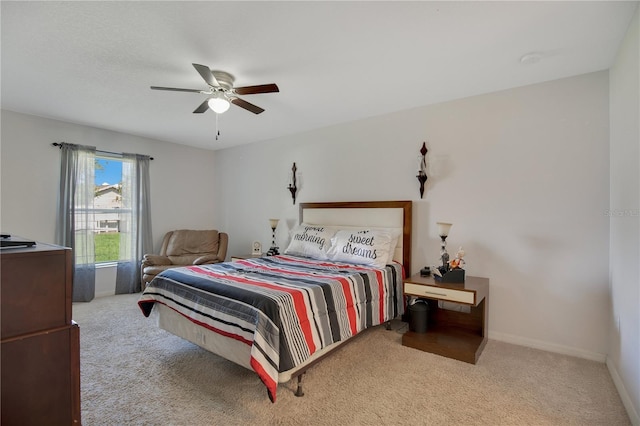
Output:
[{"xmin": 138, "ymin": 200, "xmax": 412, "ymax": 402}]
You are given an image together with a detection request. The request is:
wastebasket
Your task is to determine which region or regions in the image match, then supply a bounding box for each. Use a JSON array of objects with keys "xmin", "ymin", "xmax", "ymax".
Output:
[{"xmin": 408, "ymin": 300, "xmax": 428, "ymax": 333}]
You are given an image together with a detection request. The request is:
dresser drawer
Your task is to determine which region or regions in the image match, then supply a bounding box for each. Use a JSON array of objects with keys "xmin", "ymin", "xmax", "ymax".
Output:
[
  {"xmin": 1, "ymin": 247, "xmax": 72, "ymax": 339},
  {"xmin": 1, "ymin": 323, "xmax": 80, "ymax": 425},
  {"xmin": 404, "ymin": 282, "xmax": 475, "ymax": 305}
]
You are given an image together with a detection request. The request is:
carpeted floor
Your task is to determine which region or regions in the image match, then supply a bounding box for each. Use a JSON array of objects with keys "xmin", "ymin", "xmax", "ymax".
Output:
[{"xmin": 73, "ymin": 293, "xmax": 630, "ymax": 425}]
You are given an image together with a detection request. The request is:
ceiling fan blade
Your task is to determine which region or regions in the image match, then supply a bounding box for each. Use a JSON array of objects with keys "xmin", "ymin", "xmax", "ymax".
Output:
[
  {"xmin": 192, "ymin": 63, "xmax": 219, "ymax": 87},
  {"xmin": 231, "ymin": 97, "xmax": 264, "ymax": 114},
  {"xmin": 151, "ymin": 86, "xmax": 202, "ymax": 93},
  {"xmin": 234, "ymin": 84, "xmax": 279, "ymax": 95},
  {"xmin": 193, "ymin": 99, "xmax": 210, "ymax": 114}
]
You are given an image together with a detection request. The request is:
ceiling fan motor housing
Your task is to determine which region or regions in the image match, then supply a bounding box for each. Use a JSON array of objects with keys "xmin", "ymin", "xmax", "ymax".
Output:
[{"xmin": 211, "ymin": 71, "xmax": 234, "ymax": 91}]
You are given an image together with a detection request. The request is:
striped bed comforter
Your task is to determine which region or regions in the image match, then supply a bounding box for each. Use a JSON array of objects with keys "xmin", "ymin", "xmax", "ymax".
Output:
[{"xmin": 138, "ymin": 254, "xmax": 403, "ymax": 402}]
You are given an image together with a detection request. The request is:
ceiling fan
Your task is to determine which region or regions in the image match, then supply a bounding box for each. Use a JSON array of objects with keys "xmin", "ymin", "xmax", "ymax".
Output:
[{"xmin": 151, "ymin": 63, "xmax": 279, "ymax": 115}]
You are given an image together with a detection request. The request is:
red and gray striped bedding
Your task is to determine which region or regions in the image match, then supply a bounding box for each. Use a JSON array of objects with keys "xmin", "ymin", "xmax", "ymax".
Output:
[{"xmin": 138, "ymin": 254, "xmax": 403, "ymax": 402}]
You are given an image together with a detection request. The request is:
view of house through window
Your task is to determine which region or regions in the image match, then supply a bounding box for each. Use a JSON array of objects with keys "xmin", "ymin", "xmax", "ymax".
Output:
[{"xmin": 94, "ymin": 157, "xmax": 123, "ymax": 263}]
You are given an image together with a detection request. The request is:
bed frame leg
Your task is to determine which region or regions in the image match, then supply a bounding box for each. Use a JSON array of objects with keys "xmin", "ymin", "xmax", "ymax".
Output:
[
  {"xmin": 385, "ymin": 320, "xmax": 391, "ymax": 330},
  {"xmin": 294, "ymin": 373, "xmax": 305, "ymax": 397}
]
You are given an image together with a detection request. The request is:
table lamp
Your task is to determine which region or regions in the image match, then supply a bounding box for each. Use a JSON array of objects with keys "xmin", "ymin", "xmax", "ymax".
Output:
[
  {"xmin": 437, "ymin": 222, "xmax": 452, "ymax": 271},
  {"xmin": 267, "ymin": 218, "xmax": 280, "ymax": 256}
]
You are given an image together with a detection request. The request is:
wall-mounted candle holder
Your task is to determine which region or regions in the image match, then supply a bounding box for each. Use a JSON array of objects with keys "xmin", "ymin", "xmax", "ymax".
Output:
[
  {"xmin": 416, "ymin": 142, "xmax": 428, "ymax": 198},
  {"xmin": 288, "ymin": 162, "xmax": 298, "ymax": 205}
]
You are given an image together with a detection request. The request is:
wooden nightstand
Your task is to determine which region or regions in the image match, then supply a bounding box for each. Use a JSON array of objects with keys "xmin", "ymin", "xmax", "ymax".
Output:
[
  {"xmin": 230, "ymin": 254, "xmax": 263, "ymax": 261},
  {"xmin": 401, "ymin": 274, "xmax": 489, "ymax": 364}
]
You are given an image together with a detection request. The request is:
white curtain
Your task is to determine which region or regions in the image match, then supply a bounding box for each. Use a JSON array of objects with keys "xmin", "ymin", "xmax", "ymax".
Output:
[
  {"xmin": 115, "ymin": 153, "xmax": 152, "ymax": 293},
  {"xmin": 55, "ymin": 143, "xmax": 97, "ymax": 302}
]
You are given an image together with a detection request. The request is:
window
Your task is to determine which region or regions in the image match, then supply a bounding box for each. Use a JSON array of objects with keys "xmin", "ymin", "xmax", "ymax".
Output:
[
  {"xmin": 57, "ymin": 142, "xmax": 152, "ymax": 298},
  {"xmin": 94, "ymin": 157, "xmax": 124, "ymax": 263}
]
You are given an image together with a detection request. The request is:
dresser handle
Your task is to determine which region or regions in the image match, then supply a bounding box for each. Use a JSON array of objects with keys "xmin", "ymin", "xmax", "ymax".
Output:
[{"xmin": 422, "ymin": 290, "xmax": 448, "ymax": 297}]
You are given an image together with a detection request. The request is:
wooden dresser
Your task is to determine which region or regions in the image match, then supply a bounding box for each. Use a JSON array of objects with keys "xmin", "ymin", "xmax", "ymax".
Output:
[{"xmin": 1, "ymin": 241, "xmax": 81, "ymax": 425}]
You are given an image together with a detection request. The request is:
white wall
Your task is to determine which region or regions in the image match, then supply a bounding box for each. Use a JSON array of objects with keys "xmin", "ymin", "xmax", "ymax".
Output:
[
  {"xmin": 609, "ymin": 6, "xmax": 640, "ymax": 424},
  {"xmin": 0, "ymin": 110, "xmax": 218, "ymax": 296},
  {"xmin": 214, "ymin": 72, "xmax": 611, "ymax": 361}
]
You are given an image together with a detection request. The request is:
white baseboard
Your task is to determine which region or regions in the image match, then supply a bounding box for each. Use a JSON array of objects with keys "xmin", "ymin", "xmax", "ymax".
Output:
[
  {"xmin": 488, "ymin": 330, "xmax": 606, "ymax": 362},
  {"xmin": 606, "ymin": 357, "xmax": 640, "ymax": 426},
  {"xmin": 95, "ymin": 288, "xmax": 116, "ymax": 298}
]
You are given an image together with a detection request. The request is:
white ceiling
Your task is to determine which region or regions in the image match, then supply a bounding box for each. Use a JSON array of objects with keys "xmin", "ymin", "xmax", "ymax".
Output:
[{"xmin": 1, "ymin": 1, "xmax": 637, "ymax": 151}]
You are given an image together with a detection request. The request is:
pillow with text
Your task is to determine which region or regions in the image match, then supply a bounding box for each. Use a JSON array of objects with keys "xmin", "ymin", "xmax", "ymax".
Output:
[
  {"xmin": 284, "ymin": 223, "xmax": 337, "ymax": 260},
  {"xmin": 327, "ymin": 228, "xmax": 395, "ymax": 268}
]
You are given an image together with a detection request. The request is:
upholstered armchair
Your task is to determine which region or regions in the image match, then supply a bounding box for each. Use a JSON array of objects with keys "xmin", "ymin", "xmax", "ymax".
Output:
[{"xmin": 141, "ymin": 229, "xmax": 228, "ymax": 288}]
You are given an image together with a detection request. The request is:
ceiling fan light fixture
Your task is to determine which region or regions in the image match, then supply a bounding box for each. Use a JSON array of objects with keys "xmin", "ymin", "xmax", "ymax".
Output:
[
  {"xmin": 208, "ymin": 92, "xmax": 231, "ymax": 113},
  {"xmin": 152, "ymin": 63, "xmax": 278, "ymax": 115}
]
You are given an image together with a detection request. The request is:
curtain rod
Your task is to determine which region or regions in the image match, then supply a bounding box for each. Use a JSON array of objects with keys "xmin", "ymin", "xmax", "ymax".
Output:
[{"xmin": 51, "ymin": 142, "xmax": 154, "ymax": 160}]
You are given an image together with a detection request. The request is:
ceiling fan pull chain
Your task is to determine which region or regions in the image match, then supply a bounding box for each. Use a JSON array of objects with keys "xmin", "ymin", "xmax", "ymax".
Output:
[{"xmin": 215, "ymin": 112, "xmax": 221, "ymax": 141}]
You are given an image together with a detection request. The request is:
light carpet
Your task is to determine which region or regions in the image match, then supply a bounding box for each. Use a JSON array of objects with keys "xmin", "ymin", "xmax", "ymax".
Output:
[{"xmin": 73, "ymin": 293, "xmax": 630, "ymax": 425}]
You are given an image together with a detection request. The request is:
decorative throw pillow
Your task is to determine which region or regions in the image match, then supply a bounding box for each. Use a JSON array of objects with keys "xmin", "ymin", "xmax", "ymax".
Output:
[
  {"xmin": 327, "ymin": 228, "xmax": 395, "ymax": 268},
  {"xmin": 284, "ymin": 223, "xmax": 337, "ymax": 260}
]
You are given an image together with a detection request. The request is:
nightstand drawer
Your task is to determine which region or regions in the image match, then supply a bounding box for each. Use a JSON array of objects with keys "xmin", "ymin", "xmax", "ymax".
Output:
[{"xmin": 404, "ymin": 282, "xmax": 475, "ymax": 304}]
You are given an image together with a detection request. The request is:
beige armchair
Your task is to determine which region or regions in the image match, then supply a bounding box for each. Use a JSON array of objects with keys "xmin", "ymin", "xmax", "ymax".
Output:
[{"xmin": 141, "ymin": 229, "xmax": 228, "ymax": 288}]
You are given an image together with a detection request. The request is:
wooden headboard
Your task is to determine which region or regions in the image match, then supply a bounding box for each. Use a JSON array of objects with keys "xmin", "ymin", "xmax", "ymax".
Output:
[{"xmin": 299, "ymin": 201, "xmax": 412, "ymax": 277}]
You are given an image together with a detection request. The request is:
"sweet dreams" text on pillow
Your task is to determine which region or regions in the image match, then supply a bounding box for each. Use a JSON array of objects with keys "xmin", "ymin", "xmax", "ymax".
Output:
[{"xmin": 327, "ymin": 228, "xmax": 395, "ymax": 268}]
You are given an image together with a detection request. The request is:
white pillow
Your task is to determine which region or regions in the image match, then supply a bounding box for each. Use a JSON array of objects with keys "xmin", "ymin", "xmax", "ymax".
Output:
[
  {"xmin": 327, "ymin": 228, "xmax": 395, "ymax": 268},
  {"xmin": 386, "ymin": 231, "xmax": 401, "ymax": 264},
  {"xmin": 284, "ymin": 223, "xmax": 337, "ymax": 260}
]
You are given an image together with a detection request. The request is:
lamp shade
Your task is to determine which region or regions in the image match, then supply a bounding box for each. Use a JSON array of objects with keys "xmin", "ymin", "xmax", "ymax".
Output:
[
  {"xmin": 269, "ymin": 218, "xmax": 280, "ymax": 230},
  {"xmin": 436, "ymin": 222, "xmax": 452, "ymax": 237},
  {"xmin": 208, "ymin": 93, "xmax": 231, "ymax": 113}
]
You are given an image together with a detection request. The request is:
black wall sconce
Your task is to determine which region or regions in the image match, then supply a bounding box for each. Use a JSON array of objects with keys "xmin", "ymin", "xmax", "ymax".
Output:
[
  {"xmin": 416, "ymin": 142, "xmax": 428, "ymax": 198},
  {"xmin": 288, "ymin": 162, "xmax": 298, "ymax": 204}
]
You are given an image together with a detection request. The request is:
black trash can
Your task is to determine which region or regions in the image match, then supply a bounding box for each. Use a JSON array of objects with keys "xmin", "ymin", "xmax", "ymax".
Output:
[{"xmin": 408, "ymin": 300, "xmax": 428, "ymax": 333}]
